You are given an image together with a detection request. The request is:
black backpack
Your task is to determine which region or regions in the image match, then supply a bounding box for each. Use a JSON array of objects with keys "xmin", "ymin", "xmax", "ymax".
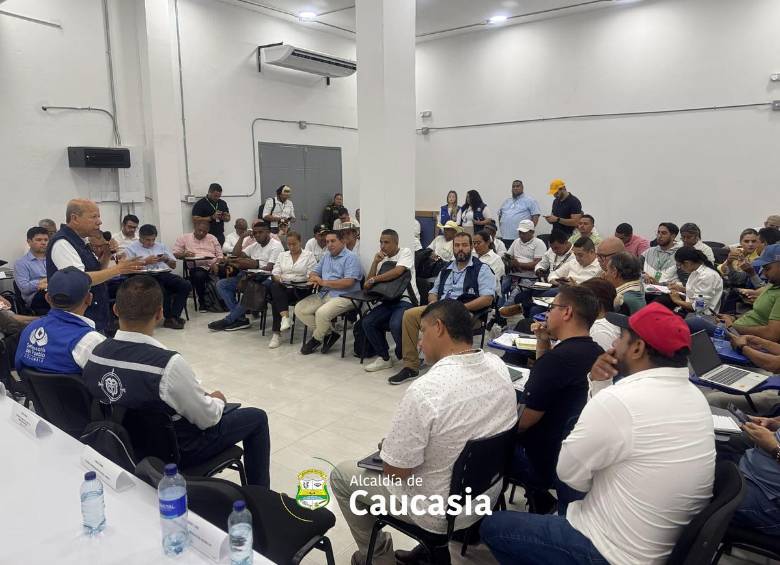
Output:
[
  {"xmin": 80, "ymin": 408, "xmax": 138, "ymax": 473},
  {"xmin": 202, "ymin": 278, "xmax": 228, "ymax": 313},
  {"xmin": 353, "ymin": 317, "xmax": 377, "ymax": 359}
]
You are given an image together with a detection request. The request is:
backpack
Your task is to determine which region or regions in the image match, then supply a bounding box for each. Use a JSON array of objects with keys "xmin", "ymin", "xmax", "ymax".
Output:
[
  {"xmin": 202, "ymin": 278, "xmax": 228, "ymax": 313},
  {"xmin": 80, "ymin": 409, "xmax": 138, "ymax": 473},
  {"xmin": 259, "ymin": 197, "xmax": 276, "ymax": 220},
  {"xmin": 352, "ymin": 317, "xmax": 377, "ymax": 359}
]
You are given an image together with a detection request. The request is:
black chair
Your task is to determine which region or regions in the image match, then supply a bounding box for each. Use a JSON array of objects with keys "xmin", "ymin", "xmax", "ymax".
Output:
[
  {"xmin": 714, "ymin": 524, "xmax": 780, "ymax": 563},
  {"xmin": 472, "ymin": 306, "xmax": 491, "ymax": 349},
  {"xmin": 704, "ymin": 241, "xmax": 726, "ymax": 249},
  {"xmin": 0, "ymin": 334, "xmax": 30, "ymax": 406},
  {"xmin": 121, "ymin": 408, "xmax": 248, "ymax": 485},
  {"xmin": 136, "ymin": 457, "xmax": 336, "ymax": 565},
  {"xmin": 666, "ymin": 460, "xmax": 745, "ymax": 565},
  {"xmin": 11, "ymin": 282, "xmax": 33, "ymax": 315},
  {"xmin": 19, "ymin": 368, "xmax": 92, "ymax": 438},
  {"xmin": 365, "ymin": 427, "xmax": 516, "ymax": 564},
  {"xmin": 537, "ymin": 233, "xmax": 551, "ymax": 249},
  {"xmin": 713, "ymin": 246, "xmax": 731, "ymax": 266}
]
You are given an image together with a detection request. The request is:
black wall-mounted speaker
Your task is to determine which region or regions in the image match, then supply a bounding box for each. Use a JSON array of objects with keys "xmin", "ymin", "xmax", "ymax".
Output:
[{"xmin": 68, "ymin": 146, "xmax": 131, "ymax": 169}]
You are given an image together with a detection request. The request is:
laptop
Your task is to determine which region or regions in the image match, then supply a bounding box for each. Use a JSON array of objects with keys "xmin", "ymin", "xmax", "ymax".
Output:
[{"xmin": 689, "ymin": 331, "xmax": 767, "ymax": 392}]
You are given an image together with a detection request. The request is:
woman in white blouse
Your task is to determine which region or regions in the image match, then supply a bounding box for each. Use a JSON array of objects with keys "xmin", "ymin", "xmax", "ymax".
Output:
[
  {"xmin": 581, "ymin": 278, "xmax": 621, "ymax": 352},
  {"xmin": 669, "ymin": 246, "xmax": 723, "ymax": 315},
  {"xmin": 456, "ymin": 189, "xmax": 493, "ymax": 235},
  {"xmin": 268, "ymin": 231, "xmax": 316, "ymax": 348},
  {"xmin": 473, "ymin": 230, "xmax": 505, "ymax": 290}
]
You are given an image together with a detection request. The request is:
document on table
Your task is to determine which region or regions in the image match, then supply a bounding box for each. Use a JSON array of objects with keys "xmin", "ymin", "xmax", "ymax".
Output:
[
  {"xmin": 712, "ymin": 414, "xmax": 741, "ymax": 434},
  {"xmin": 493, "ymin": 333, "xmax": 537, "ymax": 351}
]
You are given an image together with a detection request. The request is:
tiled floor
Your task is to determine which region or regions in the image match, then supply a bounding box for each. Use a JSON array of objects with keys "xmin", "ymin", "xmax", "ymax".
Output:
[{"xmin": 154, "ymin": 308, "xmax": 767, "ymax": 565}]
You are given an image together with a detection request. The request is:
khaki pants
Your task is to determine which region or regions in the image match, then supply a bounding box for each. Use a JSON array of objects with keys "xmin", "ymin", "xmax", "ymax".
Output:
[
  {"xmin": 401, "ymin": 306, "xmax": 427, "ymax": 370},
  {"xmin": 295, "ymin": 294, "xmax": 354, "ymax": 341}
]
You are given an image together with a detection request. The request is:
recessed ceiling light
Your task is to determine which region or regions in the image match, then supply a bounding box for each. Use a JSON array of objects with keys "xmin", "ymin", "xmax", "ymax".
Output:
[
  {"xmin": 299, "ymin": 11, "xmax": 317, "ymax": 21},
  {"xmin": 487, "ymin": 15, "xmax": 508, "ymax": 24}
]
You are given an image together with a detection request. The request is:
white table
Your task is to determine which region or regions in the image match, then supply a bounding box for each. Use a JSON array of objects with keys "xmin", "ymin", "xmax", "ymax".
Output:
[{"xmin": 0, "ymin": 396, "xmax": 273, "ymax": 564}]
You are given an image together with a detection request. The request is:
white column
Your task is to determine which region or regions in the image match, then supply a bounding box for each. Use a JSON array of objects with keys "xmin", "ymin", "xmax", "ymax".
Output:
[
  {"xmin": 135, "ymin": 0, "xmax": 185, "ymax": 247},
  {"xmin": 355, "ymin": 0, "xmax": 416, "ymax": 263}
]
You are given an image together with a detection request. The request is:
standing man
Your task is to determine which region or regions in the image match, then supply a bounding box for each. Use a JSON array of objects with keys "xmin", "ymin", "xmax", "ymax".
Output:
[
  {"xmin": 15, "ymin": 226, "xmax": 50, "ymax": 314},
  {"xmin": 642, "ymin": 222, "xmax": 681, "ymax": 285},
  {"xmin": 192, "ymin": 183, "xmax": 231, "ymax": 246},
  {"xmin": 322, "ymin": 193, "xmax": 344, "ymax": 229},
  {"xmin": 544, "ymin": 179, "xmax": 583, "ymax": 238},
  {"xmin": 47, "ymin": 199, "xmax": 144, "ymax": 332},
  {"xmin": 498, "ymin": 180, "xmax": 541, "ymax": 248},
  {"xmin": 261, "ymin": 185, "xmax": 296, "ymax": 235},
  {"xmin": 113, "ymin": 214, "xmax": 139, "ymax": 258}
]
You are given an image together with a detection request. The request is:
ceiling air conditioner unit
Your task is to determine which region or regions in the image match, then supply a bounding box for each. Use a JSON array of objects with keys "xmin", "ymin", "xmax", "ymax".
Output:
[{"xmin": 257, "ymin": 43, "xmax": 356, "ymax": 82}]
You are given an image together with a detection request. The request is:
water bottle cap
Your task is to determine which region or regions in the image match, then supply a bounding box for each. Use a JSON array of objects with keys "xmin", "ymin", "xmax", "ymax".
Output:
[
  {"xmin": 233, "ymin": 500, "xmax": 246, "ymax": 512},
  {"xmin": 164, "ymin": 463, "xmax": 178, "ymax": 476},
  {"xmin": 84, "ymin": 471, "xmax": 97, "ymax": 481}
]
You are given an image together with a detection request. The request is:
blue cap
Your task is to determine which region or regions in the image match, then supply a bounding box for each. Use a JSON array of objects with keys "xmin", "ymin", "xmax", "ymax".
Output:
[
  {"xmin": 164, "ymin": 463, "xmax": 178, "ymax": 477},
  {"xmin": 84, "ymin": 471, "xmax": 97, "ymax": 481},
  {"xmin": 48, "ymin": 266, "xmax": 91, "ymax": 307},
  {"xmin": 752, "ymin": 243, "xmax": 780, "ymax": 268},
  {"xmin": 233, "ymin": 500, "xmax": 246, "ymax": 512}
]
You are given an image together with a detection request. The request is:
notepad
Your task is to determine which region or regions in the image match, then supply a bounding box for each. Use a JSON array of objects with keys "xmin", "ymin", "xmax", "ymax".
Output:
[{"xmin": 712, "ymin": 414, "xmax": 741, "ymax": 434}]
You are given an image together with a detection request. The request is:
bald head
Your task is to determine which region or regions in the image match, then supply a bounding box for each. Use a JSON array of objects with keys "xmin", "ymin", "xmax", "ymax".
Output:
[
  {"xmin": 65, "ymin": 199, "xmax": 102, "ymax": 237},
  {"xmin": 596, "ymin": 236, "xmax": 625, "ymax": 271}
]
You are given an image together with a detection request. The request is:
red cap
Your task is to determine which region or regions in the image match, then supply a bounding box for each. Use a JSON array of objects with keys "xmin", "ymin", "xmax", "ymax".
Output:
[{"xmin": 606, "ymin": 302, "xmax": 691, "ymax": 358}]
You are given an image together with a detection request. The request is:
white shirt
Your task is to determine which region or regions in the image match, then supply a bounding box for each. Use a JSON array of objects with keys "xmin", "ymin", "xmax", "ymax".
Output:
[
  {"xmin": 50, "ymin": 239, "xmax": 91, "ymax": 271},
  {"xmin": 493, "ymin": 238, "xmax": 507, "ymax": 256},
  {"xmin": 560, "ymin": 367, "xmax": 716, "ymax": 565},
  {"xmin": 304, "ymin": 237, "xmax": 327, "ymax": 262},
  {"xmin": 104, "ymin": 330, "xmax": 224, "ymax": 430},
  {"xmin": 62, "ymin": 311, "xmax": 106, "ymax": 368},
  {"xmin": 548, "ymin": 257, "xmax": 602, "ymax": 284},
  {"xmin": 271, "ymin": 249, "xmax": 317, "ymax": 283},
  {"xmin": 114, "ymin": 232, "xmax": 138, "ymax": 257},
  {"xmin": 222, "ymin": 231, "xmax": 255, "ymax": 254},
  {"xmin": 427, "ymin": 235, "xmax": 454, "ymax": 262},
  {"xmin": 261, "ymin": 197, "xmax": 295, "ymax": 229},
  {"xmin": 333, "ymin": 218, "xmax": 360, "ymax": 231},
  {"xmin": 589, "ymin": 317, "xmax": 621, "ymax": 351},
  {"xmin": 642, "ymin": 242, "xmax": 681, "ymax": 284},
  {"xmin": 685, "ymin": 264, "xmax": 724, "ymax": 313},
  {"xmin": 456, "ymin": 206, "xmax": 493, "ymax": 228},
  {"xmin": 413, "ymin": 220, "xmax": 422, "ymax": 252},
  {"xmin": 694, "ymin": 240, "xmax": 715, "ymax": 263},
  {"xmin": 380, "ymin": 351, "xmax": 517, "ymax": 533},
  {"xmin": 376, "ymin": 247, "xmax": 419, "ymax": 302},
  {"xmin": 474, "ymin": 250, "xmax": 505, "ymax": 289},
  {"xmin": 507, "ymin": 237, "xmax": 547, "ymax": 276},
  {"xmin": 347, "ymin": 240, "xmax": 361, "ymax": 256},
  {"xmin": 536, "ymin": 246, "xmax": 575, "ymax": 275},
  {"xmin": 243, "ymin": 238, "xmax": 283, "ymax": 269}
]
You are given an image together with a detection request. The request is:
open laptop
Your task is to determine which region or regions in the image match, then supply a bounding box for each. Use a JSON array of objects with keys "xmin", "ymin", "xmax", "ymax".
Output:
[{"xmin": 689, "ymin": 331, "xmax": 767, "ymax": 392}]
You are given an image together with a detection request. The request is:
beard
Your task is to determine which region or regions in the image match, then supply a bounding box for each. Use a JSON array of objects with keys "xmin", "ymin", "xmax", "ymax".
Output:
[{"xmin": 455, "ymin": 251, "xmax": 469, "ymax": 262}]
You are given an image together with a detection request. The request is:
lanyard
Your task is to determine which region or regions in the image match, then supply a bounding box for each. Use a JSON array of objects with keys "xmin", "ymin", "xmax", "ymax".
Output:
[
  {"xmin": 445, "ymin": 268, "xmax": 467, "ymax": 298},
  {"xmin": 553, "ymin": 252, "xmax": 572, "ymax": 270}
]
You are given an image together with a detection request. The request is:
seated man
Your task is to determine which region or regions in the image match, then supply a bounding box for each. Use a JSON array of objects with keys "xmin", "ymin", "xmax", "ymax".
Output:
[
  {"xmin": 209, "ymin": 221, "xmax": 283, "ymax": 332},
  {"xmin": 38, "ymin": 218, "xmax": 57, "ymax": 237},
  {"xmin": 568, "ymin": 214, "xmax": 602, "ymax": 246},
  {"xmin": 594, "ymin": 236, "xmax": 625, "ymax": 272},
  {"xmin": 173, "ymin": 220, "xmax": 223, "ymax": 312},
  {"xmin": 764, "ymin": 215, "xmax": 780, "ymax": 230},
  {"xmin": 222, "ymin": 218, "xmax": 254, "ymax": 254},
  {"xmin": 15, "ymin": 267, "xmax": 105, "ymax": 374},
  {"xmin": 483, "ymin": 223, "xmax": 507, "ymax": 256},
  {"xmin": 82, "ymin": 276, "xmax": 270, "ymax": 487},
  {"xmin": 125, "ymin": 224, "xmax": 192, "ymax": 330},
  {"xmin": 304, "ymin": 224, "xmax": 328, "ymax": 263},
  {"xmin": 603, "ymin": 252, "xmax": 646, "ymax": 314},
  {"xmin": 536, "ymin": 230, "xmax": 575, "ymax": 279},
  {"xmin": 340, "ymin": 222, "xmax": 360, "ymax": 255},
  {"xmin": 507, "ymin": 219, "xmax": 546, "ymax": 278},
  {"xmin": 389, "ymin": 232, "xmax": 495, "ymax": 385},
  {"xmin": 428, "ymin": 221, "xmax": 459, "ymax": 263},
  {"xmin": 481, "ymin": 303, "xmax": 715, "ymax": 564},
  {"xmin": 513, "ymin": 286, "xmax": 603, "ymax": 511},
  {"xmin": 297, "ymin": 230, "xmax": 363, "ymax": 354},
  {"xmin": 333, "ymin": 208, "xmax": 359, "ymax": 231},
  {"xmin": 642, "ymin": 222, "xmax": 682, "ymax": 285},
  {"xmin": 361, "ymin": 229, "xmax": 419, "ymax": 372},
  {"xmin": 548, "ymin": 237, "xmax": 603, "ymax": 286},
  {"xmin": 14, "ymin": 226, "xmax": 50, "ymax": 314},
  {"xmin": 113, "ymin": 214, "xmax": 139, "ymax": 259},
  {"xmin": 331, "ymin": 300, "xmax": 517, "ymax": 565},
  {"xmin": 615, "ymin": 222, "xmax": 650, "ymax": 257}
]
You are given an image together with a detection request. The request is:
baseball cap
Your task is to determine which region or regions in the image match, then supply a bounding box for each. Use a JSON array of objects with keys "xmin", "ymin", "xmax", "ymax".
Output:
[
  {"xmin": 314, "ymin": 224, "xmax": 328, "ymax": 234},
  {"xmin": 48, "ymin": 267, "xmax": 91, "ymax": 308},
  {"xmin": 280, "ymin": 185, "xmax": 292, "ymax": 195},
  {"xmin": 606, "ymin": 302, "xmax": 691, "ymax": 358},
  {"xmin": 437, "ymin": 220, "xmax": 463, "ymax": 232},
  {"xmin": 548, "ymin": 179, "xmax": 566, "ymax": 195},
  {"xmin": 339, "ymin": 222, "xmax": 359, "ymax": 232},
  {"xmin": 752, "ymin": 243, "xmax": 780, "ymax": 268},
  {"xmin": 765, "ymin": 214, "xmax": 780, "ymax": 227},
  {"xmin": 517, "ymin": 219, "xmax": 535, "ymax": 233}
]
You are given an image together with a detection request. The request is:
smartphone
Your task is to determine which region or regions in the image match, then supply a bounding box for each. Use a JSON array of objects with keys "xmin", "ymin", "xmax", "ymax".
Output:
[{"xmin": 727, "ymin": 403, "xmax": 749, "ymax": 424}]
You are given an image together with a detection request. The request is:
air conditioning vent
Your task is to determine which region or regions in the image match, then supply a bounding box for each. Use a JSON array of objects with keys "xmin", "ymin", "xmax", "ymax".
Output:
[
  {"xmin": 68, "ymin": 147, "xmax": 131, "ymax": 169},
  {"xmin": 258, "ymin": 43, "xmax": 356, "ymax": 79}
]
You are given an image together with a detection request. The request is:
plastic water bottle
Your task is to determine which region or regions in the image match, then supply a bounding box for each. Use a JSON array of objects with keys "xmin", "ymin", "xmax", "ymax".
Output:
[
  {"xmin": 694, "ymin": 295, "xmax": 706, "ymax": 317},
  {"xmin": 714, "ymin": 323, "xmax": 727, "ymax": 341},
  {"xmin": 80, "ymin": 471, "xmax": 106, "ymax": 535},
  {"xmin": 158, "ymin": 463, "xmax": 189, "ymax": 556},
  {"xmin": 228, "ymin": 500, "xmax": 253, "ymax": 565}
]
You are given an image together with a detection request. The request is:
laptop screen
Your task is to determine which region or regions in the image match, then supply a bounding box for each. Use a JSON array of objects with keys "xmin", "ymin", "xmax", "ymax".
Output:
[{"xmin": 689, "ymin": 331, "xmax": 722, "ymax": 376}]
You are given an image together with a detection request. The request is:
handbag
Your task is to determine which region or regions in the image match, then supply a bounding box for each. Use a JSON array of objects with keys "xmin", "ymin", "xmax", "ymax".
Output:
[{"xmin": 369, "ymin": 261, "xmax": 418, "ymax": 305}]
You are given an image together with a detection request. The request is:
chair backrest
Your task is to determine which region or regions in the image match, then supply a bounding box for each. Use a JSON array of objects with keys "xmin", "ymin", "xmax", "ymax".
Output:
[
  {"xmin": 666, "ymin": 460, "xmax": 745, "ymax": 565},
  {"xmin": 703, "ymin": 241, "xmax": 726, "ymax": 249},
  {"xmin": 537, "ymin": 233, "xmax": 551, "ymax": 249},
  {"xmin": 713, "ymin": 246, "xmax": 730, "ymax": 265},
  {"xmin": 19, "ymin": 368, "xmax": 92, "ymax": 438},
  {"xmin": 121, "ymin": 408, "xmax": 182, "ymax": 464}
]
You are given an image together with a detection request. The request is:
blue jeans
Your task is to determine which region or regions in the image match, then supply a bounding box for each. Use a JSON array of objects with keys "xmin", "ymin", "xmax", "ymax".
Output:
[
  {"xmin": 685, "ymin": 314, "xmax": 719, "ymax": 336},
  {"xmin": 361, "ymin": 301, "xmax": 414, "ymax": 360},
  {"xmin": 217, "ymin": 274, "xmax": 271, "ymax": 323},
  {"xmin": 179, "ymin": 407, "xmax": 271, "ymax": 488},
  {"xmin": 732, "ymin": 477, "xmax": 780, "ymax": 535},
  {"xmin": 481, "ymin": 511, "xmax": 609, "ymax": 565}
]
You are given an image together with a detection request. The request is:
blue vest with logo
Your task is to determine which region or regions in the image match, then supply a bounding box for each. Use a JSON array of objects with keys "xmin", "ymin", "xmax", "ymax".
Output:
[
  {"xmin": 46, "ymin": 224, "xmax": 110, "ymax": 331},
  {"xmin": 15, "ymin": 309, "xmax": 94, "ymax": 374},
  {"xmin": 437, "ymin": 257, "xmax": 484, "ymax": 302}
]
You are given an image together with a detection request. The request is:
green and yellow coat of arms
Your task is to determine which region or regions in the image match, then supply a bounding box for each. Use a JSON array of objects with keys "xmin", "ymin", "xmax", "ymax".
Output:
[{"xmin": 295, "ymin": 469, "xmax": 330, "ymax": 510}]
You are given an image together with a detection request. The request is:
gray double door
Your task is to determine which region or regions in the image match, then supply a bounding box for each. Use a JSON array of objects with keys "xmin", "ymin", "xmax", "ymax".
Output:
[{"xmin": 258, "ymin": 142, "xmax": 343, "ymax": 240}]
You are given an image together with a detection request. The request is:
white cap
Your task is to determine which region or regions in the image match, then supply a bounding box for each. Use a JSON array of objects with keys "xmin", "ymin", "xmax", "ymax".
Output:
[{"xmin": 517, "ymin": 219, "xmax": 535, "ymax": 233}]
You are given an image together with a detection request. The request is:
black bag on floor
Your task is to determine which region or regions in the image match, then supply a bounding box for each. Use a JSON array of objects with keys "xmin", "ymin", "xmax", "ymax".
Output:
[
  {"xmin": 202, "ymin": 278, "xmax": 228, "ymax": 313},
  {"xmin": 353, "ymin": 318, "xmax": 377, "ymax": 358}
]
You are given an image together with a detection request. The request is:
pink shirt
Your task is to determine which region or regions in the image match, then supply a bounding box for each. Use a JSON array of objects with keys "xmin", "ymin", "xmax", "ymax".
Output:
[
  {"xmin": 624, "ymin": 234, "xmax": 650, "ymax": 257},
  {"xmin": 173, "ymin": 233, "xmax": 223, "ymax": 268}
]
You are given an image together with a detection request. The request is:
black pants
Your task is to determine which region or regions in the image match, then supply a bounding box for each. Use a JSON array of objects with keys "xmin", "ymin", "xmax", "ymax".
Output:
[
  {"xmin": 269, "ymin": 282, "xmax": 311, "ymax": 332},
  {"xmin": 29, "ymin": 290, "xmax": 50, "ymax": 315},
  {"xmin": 152, "ymin": 272, "xmax": 192, "ymax": 319},
  {"xmin": 188, "ymin": 267, "xmax": 211, "ymax": 303}
]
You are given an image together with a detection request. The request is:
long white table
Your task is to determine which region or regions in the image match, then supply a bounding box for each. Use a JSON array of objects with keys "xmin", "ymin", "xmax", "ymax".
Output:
[{"xmin": 0, "ymin": 395, "xmax": 273, "ymax": 564}]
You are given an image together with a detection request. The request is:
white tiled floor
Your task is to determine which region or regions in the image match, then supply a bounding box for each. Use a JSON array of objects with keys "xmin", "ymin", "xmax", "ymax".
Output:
[{"xmin": 154, "ymin": 308, "xmax": 766, "ymax": 565}]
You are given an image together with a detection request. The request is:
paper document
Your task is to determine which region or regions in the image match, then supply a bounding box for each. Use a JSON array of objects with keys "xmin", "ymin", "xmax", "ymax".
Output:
[{"xmin": 712, "ymin": 414, "xmax": 741, "ymax": 434}]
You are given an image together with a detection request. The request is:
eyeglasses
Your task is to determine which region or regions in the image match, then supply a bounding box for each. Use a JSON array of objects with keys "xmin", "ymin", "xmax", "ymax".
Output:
[{"xmin": 548, "ymin": 303, "xmax": 570, "ymax": 311}]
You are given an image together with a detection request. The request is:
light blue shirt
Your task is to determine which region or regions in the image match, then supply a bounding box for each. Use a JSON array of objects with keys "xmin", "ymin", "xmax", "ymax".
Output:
[
  {"xmin": 498, "ymin": 193, "xmax": 541, "ymax": 239},
  {"xmin": 14, "ymin": 251, "xmax": 47, "ymax": 305},
  {"xmin": 314, "ymin": 247, "xmax": 363, "ymax": 297},
  {"xmin": 431, "ymin": 257, "xmax": 496, "ymax": 300},
  {"xmin": 124, "ymin": 240, "xmax": 174, "ymax": 270}
]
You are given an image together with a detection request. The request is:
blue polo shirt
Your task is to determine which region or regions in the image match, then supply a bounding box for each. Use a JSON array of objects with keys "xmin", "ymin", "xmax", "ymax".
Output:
[
  {"xmin": 14, "ymin": 251, "xmax": 47, "ymax": 305},
  {"xmin": 432, "ymin": 257, "xmax": 496, "ymax": 299},
  {"xmin": 124, "ymin": 240, "xmax": 174, "ymax": 270},
  {"xmin": 498, "ymin": 194, "xmax": 541, "ymax": 239},
  {"xmin": 314, "ymin": 247, "xmax": 363, "ymax": 297}
]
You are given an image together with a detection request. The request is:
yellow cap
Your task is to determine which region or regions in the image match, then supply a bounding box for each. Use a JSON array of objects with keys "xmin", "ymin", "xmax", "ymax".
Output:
[{"xmin": 548, "ymin": 179, "xmax": 566, "ymax": 195}]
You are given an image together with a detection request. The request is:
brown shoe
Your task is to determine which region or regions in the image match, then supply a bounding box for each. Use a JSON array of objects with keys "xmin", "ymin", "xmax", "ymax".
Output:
[
  {"xmin": 163, "ymin": 318, "xmax": 184, "ymax": 330},
  {"xmin": 499, "ymin": 304, "xmax": 523, "ymax": 318}
]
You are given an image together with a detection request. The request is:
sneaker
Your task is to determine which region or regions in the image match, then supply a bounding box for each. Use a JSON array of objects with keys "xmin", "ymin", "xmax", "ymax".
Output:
[
  {"xmin": 279, "ymin": 316, "xmax": 292, "ymax": 333},
  {"xmin": 300, "ymin": 337, "xmax": 322, "ymax": 355},
  {"xmin": 365, "ymin": 356, "xmax": 394, "ymax": 372},
  {"xmin": 163, "ymin": 318, "xmax": 184, "ymax": 330},
  {"xmin": 268, "ymin": 333, "xmax": 281, "ymax": 349},
  {"xmin": 388, "ymin": 367, "xmax": 419, "ymax": 385},
  {"xmin": 499, "ymin": 304, "xmax": 524, "ymax": 318},
  {"xmin": 207, "ymin": 319, "xmax": 230, "ymax": 331},
  {"xmin": 321, "ymin": 331, "xmax": 341, "ymax": 354},
  {"xmin": 224, "ymin": 318, "xmax": 251, "ymax": 331}
]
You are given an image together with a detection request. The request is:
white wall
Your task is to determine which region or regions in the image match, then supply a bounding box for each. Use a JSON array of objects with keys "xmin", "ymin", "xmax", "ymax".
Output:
[{"xmin": 415, "ymin": 0, "xmax": 780, "ymax": 242}]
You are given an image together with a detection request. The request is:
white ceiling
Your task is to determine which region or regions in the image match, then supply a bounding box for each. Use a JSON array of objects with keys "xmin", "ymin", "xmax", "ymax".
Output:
[{"xmin": 224, "ymin": 0, "xmax": 615, "ymax": 39}]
